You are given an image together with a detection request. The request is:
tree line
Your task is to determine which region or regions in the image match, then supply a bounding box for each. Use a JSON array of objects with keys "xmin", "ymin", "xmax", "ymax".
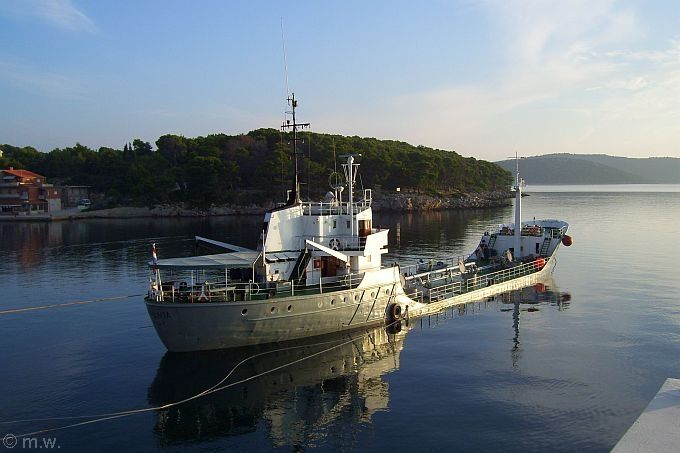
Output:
[{"xmin": 1, "ymin": 129, "xmax": 512, "ymax": 207}]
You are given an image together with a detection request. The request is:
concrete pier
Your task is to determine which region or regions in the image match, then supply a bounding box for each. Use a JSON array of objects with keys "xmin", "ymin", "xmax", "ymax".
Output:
[{"xmin": 613, "ymin": 378, "xmax": 680, "ymax": 452}]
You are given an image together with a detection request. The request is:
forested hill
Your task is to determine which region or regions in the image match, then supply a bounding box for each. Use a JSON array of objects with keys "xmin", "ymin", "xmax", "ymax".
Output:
[
  {"xmin": 1, "ymin": 130, "xmax": 511, "ymax": 206},
  {"xmin": 496, "ymin": 153, "xmax": 680, "ymax": 185}
]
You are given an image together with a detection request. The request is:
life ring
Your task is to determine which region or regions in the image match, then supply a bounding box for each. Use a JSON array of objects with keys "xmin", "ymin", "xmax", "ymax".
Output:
[
  {"xmin": 328, "ymin": 172, "xmax": 343, "ymax": 189},
  {"xmin": 329, "ymin": 238, "xmax": 340, "ymax": 250},
  {"xmin": 386, "ymin": 302, "xmax": 402, "ymax": 323}
]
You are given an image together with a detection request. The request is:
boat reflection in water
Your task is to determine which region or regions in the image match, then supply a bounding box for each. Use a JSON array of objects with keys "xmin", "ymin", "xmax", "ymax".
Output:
[
  {"xmin": 147, "ymin": 323, "xmax": 408, "ymax": 448},
  {"xmin": 494, "ymin": 276, "xmax": 571, "ymax": 311},
  {"xmin": 147, "ymin": 277, "xmax": 571, "ymax": 448},
  {"xmin": 494, "ymin": 276, "xmax": 571, "ymax": 366}
]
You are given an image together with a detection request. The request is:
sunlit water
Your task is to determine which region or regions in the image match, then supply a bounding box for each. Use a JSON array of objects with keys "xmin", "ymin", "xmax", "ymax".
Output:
[{"xmin": 1, "ymin": 187, "xmax": 679, "ymax": 451}]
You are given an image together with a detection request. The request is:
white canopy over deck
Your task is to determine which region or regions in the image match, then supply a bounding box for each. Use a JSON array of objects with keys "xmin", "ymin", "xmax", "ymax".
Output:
[{"xmin": 151, "ymin": 251, "xmax": 260, "ymax": 270}]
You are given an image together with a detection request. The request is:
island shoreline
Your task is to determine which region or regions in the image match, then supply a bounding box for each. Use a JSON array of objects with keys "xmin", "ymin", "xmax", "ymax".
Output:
[{"xmin": 0, "ymin": 190, "xmax": 513, "ymax": 222}]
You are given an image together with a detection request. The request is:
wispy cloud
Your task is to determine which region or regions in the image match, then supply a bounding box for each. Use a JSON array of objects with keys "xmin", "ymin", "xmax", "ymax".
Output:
[
  {"xmin": 0, "ymin": 0, "xmax": 96, "ymax": 33},
  {"xmin": 0, "ymin": 59, "xmax": 87, "ymax": 99},
  {"xmin": 355, "ymin": 1, "xmax": 680, "ymax": 158}
]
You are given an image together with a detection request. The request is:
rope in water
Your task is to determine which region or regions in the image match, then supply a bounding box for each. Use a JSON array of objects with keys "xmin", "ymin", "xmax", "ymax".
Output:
[
  {"xmin": 0, "ymin": 294, "xmax": 144, "ymax": 316},
  {"xmin": 8, "ymin": 318, "xmax": 404, "ymax": 438}
]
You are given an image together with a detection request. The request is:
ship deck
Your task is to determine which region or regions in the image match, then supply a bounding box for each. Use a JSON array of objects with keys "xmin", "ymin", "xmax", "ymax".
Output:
[{"xmin": 147, "ymin": 254, "xmax": 551, "ymax": 308}]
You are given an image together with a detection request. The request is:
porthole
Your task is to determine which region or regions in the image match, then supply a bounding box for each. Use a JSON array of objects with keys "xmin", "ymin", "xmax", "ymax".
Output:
[
  {"xmin": 287, "ymin": 305, "xmax": 292, "ymax": 312},
  {"xmin": 370, "ymin": 292, "xmax": 375, "ymax": 298},
  {"xmin": 270, "ymin": 307, "xmax": 276, "ymax": 313},
  {"xmin": 343, "ymin": 296, "xmax": 347, "ymax": 302},
  {"xmin": 241, "ymin": 308, "xmax": 248, "ymax": 316},
  {"xmin": 330, "ymin": 299, "xmax": 335, "ymax": 306},
  {"xmin": 354, "ymin": 294, "xmax": 359, "ymax": 301},
  {"xmin": 385, "ymin": 289, "xmax": 390, "ymax": 295}
]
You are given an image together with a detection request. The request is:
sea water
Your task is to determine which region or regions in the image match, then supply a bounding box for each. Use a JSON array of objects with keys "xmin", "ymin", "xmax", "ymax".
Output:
[{"xmin": 1, "ymin": 186, "xmax": 679, "ymax": 451}]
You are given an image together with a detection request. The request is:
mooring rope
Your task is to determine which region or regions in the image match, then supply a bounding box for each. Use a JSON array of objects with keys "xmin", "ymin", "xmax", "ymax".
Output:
[
  {"xmin": 0, "ymin": 294, "xmax": 144, "ymax": 316},
  {"xmin": 5, "ymin": 319, "xmax": 404, "ymax": 438}
]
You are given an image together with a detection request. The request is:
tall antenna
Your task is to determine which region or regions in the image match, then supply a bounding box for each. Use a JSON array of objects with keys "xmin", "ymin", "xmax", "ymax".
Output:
[
  {"xmin": 507, "ymin": 152, "xmax": 525, "ymax": 260},
  {"xmin": 281, "ymin": 93, "xmax": 310, "ymax": 205},
  {"xmin": 280, "ymin": 18, "xmax": 290, "ymax": 98}
]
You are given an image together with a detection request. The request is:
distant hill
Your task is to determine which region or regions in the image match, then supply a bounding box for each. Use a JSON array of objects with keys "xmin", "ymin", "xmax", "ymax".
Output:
[{"xmin": 496, "ymin": 154, "xmax": 680, "ymax": 184}]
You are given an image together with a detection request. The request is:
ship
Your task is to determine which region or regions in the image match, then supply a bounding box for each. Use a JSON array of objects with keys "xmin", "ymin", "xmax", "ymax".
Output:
[{"xmin": 145, "ymin": 94, "xmax": 572, "ymax": 352}]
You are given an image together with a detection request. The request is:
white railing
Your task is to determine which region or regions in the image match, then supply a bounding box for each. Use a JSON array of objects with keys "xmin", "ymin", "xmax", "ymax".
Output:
[
  {"xmin": 401, "ymin": 256, "xmax": 470, "ymax": 278},
  {"xmin": 301, "ymin": 189, "xmax": 372, "ymax": 216},
  {"xmin": 152, "ymin": 280, "xmax": 263, "ymax": 303},
  {"xmin": 303, "ymin": 235, "xmax": 366, "ymax": 251},
  {"xmin": 417, "ymin": 259, "xmax": 547, "ymax": 302},
  {"xmin": 151, "ymin": 271, "xmax": 368, "ymax": 303}
]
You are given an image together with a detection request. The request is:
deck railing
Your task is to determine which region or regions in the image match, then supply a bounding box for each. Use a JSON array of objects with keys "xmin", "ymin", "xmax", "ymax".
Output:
[
  {"xmin": 400, "ymin": 256, "xmax": 470, "ymax": 278},
  {"xmin": 421, "ymin": 259, "xmax": 547, "ymax": 302},
  {"xmin": 151, "ymin": 257, "xmax": 547, "ymax": 305},
  {"xmin": 153, "ymin": 271, "xmax": 368, "ymax": 303},
  {"xmin": 301, "ymin": 189, "xmax": 372, "ymax": 216}
]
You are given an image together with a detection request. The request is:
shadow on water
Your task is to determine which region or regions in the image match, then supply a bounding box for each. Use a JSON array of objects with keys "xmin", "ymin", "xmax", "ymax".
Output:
[{"xmin": 147, "ymin": 324, "xmax": 408, "ymax": 448}]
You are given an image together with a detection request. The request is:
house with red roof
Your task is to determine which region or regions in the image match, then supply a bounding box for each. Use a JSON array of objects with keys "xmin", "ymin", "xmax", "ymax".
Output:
[{"xmin": 0, "ymin": 167, "xmax": 61, "ymax": 215}]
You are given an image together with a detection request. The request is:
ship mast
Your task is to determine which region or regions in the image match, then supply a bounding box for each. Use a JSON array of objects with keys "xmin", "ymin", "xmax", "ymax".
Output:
[
  {"xmin": 281, "ymin": 93, "xmax": 310, "ymax": 205},
  {"xmin": 340, "ymin": 154, "xmax": 361, "ymax": 237},
  {"xmin": 512, "ymin": 153, "xmax": 524, "ymax": 260}
]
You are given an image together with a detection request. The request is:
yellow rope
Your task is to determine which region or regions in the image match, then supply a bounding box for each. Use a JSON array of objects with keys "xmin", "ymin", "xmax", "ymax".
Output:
[{"xmin": 0, "ymin": 294, "xmax": 144, "ymax": 316}]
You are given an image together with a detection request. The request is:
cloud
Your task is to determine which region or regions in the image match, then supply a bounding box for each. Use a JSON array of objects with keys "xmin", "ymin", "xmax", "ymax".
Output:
[
  {"xmin": 0, "ymin": 59, "xmax": 87, "ymax": 99},
  {"xmin": 348, "ymin": 1, "xmax": 680, "ymax": 159},
  {"xmin": 0, "ymin": 0, "xmax": 96, "ymax": 33}
]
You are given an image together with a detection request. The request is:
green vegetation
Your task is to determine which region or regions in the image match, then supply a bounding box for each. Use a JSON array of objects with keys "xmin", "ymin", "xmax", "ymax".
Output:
[{"xmin": 1, "ymin": 130, "xmax": 511, "ymax": 207}]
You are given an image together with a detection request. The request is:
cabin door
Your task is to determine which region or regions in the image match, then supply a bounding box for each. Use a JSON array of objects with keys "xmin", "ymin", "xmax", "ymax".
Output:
[
  {"xmin": 358, "ymin": 219, "xmax": 372, "ymax": 237},
  {"xmin": 320, "ymin": 256, "xmax": 340, "ymax": 277}
]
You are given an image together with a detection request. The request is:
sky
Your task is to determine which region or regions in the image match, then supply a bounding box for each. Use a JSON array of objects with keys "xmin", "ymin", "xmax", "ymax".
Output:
[{"xmin": 1, "ymin": 0, "xmax": 679, "ymax": 161}]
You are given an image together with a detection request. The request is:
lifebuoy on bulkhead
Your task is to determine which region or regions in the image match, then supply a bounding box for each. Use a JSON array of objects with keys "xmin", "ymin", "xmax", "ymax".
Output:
[{"xmin": 329, "ymin": 238, "xmax": 341, "ymax": 250}]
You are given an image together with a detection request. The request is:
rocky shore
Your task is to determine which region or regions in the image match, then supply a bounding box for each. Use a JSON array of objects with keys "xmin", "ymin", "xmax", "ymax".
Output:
[
  {"xmin": 0, "ymin": 190, "xmax": 513, "ymax": 221},
  {"xmin": 55, "ymin": 203, "xmax": 274, "ymax": 219},
  {"xmin": 39, "ymin": 190, "xmax": 512, "ymax": 220},
  {"xmin": 371, "ymin": 190, "xmax": 512, "ymax": 211}
]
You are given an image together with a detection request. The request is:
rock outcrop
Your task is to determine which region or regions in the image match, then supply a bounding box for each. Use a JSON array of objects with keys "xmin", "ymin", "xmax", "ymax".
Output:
[
  {"xmin": 55, "ymin": 190, "xmax": 512, "ymax": 220},
  {"xmin": 371, "ymin": 190, "xmax": 512, "ymax": 211}
]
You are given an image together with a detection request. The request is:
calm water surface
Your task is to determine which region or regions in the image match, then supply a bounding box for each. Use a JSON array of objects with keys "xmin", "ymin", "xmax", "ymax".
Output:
[{"xmin": 1, "ymin": 187, "xmax": 679, "ymax": 452}]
